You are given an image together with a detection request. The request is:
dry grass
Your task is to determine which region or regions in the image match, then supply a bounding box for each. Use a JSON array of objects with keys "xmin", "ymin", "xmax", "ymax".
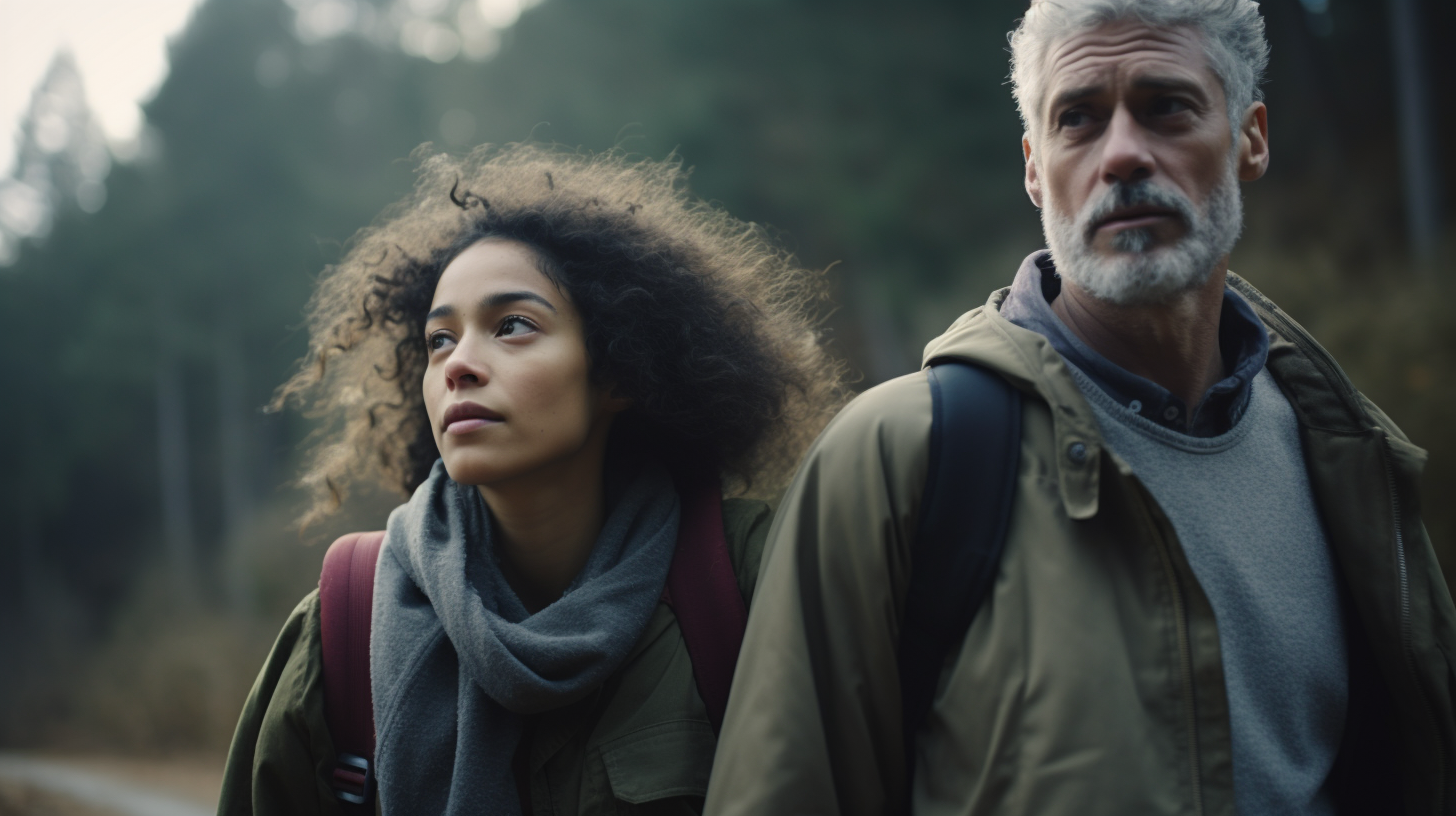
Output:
[{"xmin": 0, "ymin": 487, "xmax": 392, "ymax": 756}]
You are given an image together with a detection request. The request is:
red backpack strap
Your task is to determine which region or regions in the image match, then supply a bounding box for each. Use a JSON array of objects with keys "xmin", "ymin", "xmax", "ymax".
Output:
[
  {"xmin": 319, "ymin": 530, "xmax": 385, "ymax": 811},
  {"xmin": 662, "ymin": 472, "xmax": 747, "ymax": 733}
]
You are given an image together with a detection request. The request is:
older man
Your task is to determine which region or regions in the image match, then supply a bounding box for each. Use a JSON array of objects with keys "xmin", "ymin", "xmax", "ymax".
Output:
[{"xmin": 705, "ymin": 2, "xmax": 1456, "ymax": 815}]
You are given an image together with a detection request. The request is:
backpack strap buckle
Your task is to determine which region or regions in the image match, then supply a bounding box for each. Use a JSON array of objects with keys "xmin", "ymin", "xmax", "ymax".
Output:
[{"xmin": 331, "ymin": 752, "xmax": 373, "ymax": 805}]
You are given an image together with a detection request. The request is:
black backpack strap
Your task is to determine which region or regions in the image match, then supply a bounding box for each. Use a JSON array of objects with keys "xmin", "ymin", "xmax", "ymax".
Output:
[{"xmin": 898, "ymin": 359, "xmax": 1022, "ymax": 807}]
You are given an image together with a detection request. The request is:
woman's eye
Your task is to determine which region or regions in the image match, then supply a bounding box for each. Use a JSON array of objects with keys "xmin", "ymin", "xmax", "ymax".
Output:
[
  {"xmin": 497, "ymin": 316, "xmax": 537, "ymax": 338},
  {"xmin": 427, "ymin": 333, "xmax": 455, "ymax": 351}
]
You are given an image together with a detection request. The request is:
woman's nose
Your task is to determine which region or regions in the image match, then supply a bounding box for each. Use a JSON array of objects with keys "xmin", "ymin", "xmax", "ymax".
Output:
[{"xmin": 443, "ymin": 347, "xmax": 489, "ymax": 391}]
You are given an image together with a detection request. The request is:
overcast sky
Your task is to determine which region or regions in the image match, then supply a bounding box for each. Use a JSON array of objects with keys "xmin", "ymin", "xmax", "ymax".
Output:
[{"xmin": 0, "ymin": 0, "xmax": 205, "ymax": 175}]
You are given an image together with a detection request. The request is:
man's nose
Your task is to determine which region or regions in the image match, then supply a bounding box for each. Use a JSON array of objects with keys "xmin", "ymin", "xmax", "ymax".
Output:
[{"xmin": 1099, "ymin": 106, "xmax": 1155, "ymax": 185}]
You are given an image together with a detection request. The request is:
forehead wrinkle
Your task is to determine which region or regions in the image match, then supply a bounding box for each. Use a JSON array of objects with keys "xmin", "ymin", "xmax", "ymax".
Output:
[
  {"xmin": 1037, "ymin": 22, "xmax": 1211, "ymax": 122},
  {"xmin": 1050, "ymin": 62, "xmax": 1209, "ymax": 108}
]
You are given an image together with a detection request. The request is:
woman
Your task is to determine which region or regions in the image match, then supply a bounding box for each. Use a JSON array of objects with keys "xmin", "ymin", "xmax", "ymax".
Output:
[{"xmin": 217, "ymin": 144, "xmax": 845, "ymax": 815}]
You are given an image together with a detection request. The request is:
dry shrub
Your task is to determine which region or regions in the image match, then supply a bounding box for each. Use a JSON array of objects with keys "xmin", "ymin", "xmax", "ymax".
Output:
[
  {"xmin": 0, "ymin": 484, "xmax": 399, "ymax": 756},
  {"xmin": 1235, "ymin": 243, "xmax": 1456, "ymax": 580}
]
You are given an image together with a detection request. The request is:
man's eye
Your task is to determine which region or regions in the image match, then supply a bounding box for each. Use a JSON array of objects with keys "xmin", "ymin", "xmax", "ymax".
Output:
[
  {"xmin": 427, "ymin": 332, "xmax": 455, "ymax": 351},
  {"xmin": 1058, "ymin": 109, "xmax": 1091, "ymax": 129},
  {"xmin": 497, "ymin": 316, "xmax": 536, "ymax": 337},
  {"xmin": 1150, "ymin": 97, "xmax": 1191, "ymax": 116}
]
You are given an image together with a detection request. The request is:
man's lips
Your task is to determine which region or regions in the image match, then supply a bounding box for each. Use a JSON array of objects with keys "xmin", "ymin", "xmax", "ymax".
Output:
[
  {"xmin": 1094, "ymin": 206, "xmax": 1179, "ymax": 232},
  {"xmin": 442, "ymin": 401, "xmax": 504, "ymax": 434}
]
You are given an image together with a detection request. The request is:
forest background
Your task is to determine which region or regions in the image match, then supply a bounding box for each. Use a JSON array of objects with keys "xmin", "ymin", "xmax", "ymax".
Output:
[{"xmin": 1, "ymin": 0, "xmax": 1453, "ymax": 755}]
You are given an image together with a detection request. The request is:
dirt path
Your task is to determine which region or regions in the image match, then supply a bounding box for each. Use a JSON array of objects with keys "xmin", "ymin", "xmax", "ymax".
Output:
[{"xmin": 0, "ymin": 754, "xmax": 218, "ymax": 816}]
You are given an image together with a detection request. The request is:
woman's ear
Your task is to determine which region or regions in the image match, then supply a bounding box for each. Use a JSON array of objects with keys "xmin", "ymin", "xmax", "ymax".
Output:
[{"xmin": 600, "ymin": 384, "xmax": 633, "ymax": 414}]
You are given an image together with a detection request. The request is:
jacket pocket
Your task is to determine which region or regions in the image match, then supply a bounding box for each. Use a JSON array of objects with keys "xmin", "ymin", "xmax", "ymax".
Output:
[{"xmin": 599, "ymin": 719, "xmax": 715, "ymax": 805}]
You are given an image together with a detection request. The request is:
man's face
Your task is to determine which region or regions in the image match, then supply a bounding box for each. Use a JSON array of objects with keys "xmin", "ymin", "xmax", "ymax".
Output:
[{"xmin": 1023, "ymin": 21, "xmax": 1268, "ymax": 305}]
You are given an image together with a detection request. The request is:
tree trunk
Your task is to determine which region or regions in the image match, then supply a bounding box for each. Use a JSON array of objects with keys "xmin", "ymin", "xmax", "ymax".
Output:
[
  {"xmin": 216, "ymin": 323, "xmax": 256, "ymax": 617},
  {"xmin": 156, "ymin": 346, "xmax": 198, "ymax": 606},
  {"xmin": 16, "ymin": 497, "xmax": 41, "ymax": 621},
  {"xmin": 1388, "ymin": 0, "xmax": 1443, "ymax": 264},
  {"xmin": 852, "ymin": 271, "xmax": 912, "ymax": 387}
]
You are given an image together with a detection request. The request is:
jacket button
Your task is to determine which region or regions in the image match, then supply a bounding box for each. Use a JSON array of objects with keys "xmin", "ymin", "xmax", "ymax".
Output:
[{"xmin": 1067, "ymin": 442, "xmax": 1088, "ymax": 464}]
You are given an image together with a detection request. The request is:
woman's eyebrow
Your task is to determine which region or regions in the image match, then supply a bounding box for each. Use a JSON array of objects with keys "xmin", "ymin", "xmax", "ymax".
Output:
[
  {"xmin": 425, "ymin": 291, "xmax": 557, "ymax": 324},
  {"xmin": 481, "ymin": 290, "xmax": 557, "ymax": 313}
]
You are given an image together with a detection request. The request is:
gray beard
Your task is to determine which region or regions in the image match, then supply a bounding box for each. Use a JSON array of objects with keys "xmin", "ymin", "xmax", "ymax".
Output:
[{"xmin": 1041, "ymin": 166, "xmax": 1244, "ymax": 306}]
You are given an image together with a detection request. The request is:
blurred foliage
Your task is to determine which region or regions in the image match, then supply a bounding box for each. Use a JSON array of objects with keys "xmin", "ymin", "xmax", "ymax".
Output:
[{"xmin": 0, "ymin": 0, "xmax": 1452, "ymax": 752}]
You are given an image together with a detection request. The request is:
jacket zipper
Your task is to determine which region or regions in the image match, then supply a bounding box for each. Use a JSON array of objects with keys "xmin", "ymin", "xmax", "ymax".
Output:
[
  {"xmin": 1231, "ymin": 283, "xmax": 1451, "ymax": 810},
  {"xmin": 1384, "ymin": 440, "xmax": 1447, "ymax": 813},
  {"xmin": 1147, "ymin": 500, "xmax": 1204, "ymax": 816}
]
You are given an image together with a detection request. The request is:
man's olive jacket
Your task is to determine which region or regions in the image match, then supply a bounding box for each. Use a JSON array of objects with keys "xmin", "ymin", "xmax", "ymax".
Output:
[{"xmin": 705, "ymin": 276, "xmax": 1455, "ymax": 816}]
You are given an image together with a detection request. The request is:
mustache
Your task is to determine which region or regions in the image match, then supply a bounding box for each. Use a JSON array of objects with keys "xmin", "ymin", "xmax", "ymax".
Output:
[{"xmin": 1079, "ymin": 180, "xmax": 1196, "ymax": 243}]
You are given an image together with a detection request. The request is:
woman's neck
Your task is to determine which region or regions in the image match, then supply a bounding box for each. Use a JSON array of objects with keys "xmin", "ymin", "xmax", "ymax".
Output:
[{"xmin": 478, "ymin": 431, "xmax": 612, "ymax": 614}]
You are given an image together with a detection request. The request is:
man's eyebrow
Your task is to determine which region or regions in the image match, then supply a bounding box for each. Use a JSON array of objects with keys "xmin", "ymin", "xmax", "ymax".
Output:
[
  {"xmin": 1132, "ymin": 76, "xmax": 1208, "ymax": 98},
  {"xmin": 1047, "ymin": 75, "xmax": 1208, "ymax": 117},
  {"xmin": 1048, "ymin": 84, "xmax": 1101, "ymax": 114}
]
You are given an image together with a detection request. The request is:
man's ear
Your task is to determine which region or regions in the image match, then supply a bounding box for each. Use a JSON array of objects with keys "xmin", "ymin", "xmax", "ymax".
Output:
[
  {"xmin": 1237, "ymin": 102, "xmax": 1269, "ymax": 182},
  {"xmin": 1023, "ymin": 135, "xmax": 1044, "ymax": 208}
]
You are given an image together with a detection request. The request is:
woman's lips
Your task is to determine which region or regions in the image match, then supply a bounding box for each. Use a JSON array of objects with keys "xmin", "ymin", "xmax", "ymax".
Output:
[
  {"xmin": 441, "ymin": 401, "xmax": 504, "ymax": 434},
  {"xmin": 445, "ymin": 417, "xmax": 500, "ymax": 435}
]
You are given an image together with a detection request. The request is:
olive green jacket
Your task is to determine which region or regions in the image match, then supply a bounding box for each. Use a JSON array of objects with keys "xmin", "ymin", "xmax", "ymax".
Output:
[
  {"xmin": 705, "ymin": 276, "xmax": 1456, "ymax": 816},
  {"xmin": 218, "ymin": 498, "xmax": 771, "ymax": 816}
]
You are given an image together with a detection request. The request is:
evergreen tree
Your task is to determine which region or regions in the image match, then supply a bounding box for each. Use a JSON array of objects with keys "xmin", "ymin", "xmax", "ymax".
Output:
[
  {"xmin": 0, "ymin": 0, "xmax": 1452, "ymax": 750},
  {"xmin": 0, "ymin": 51, "xmax": 111, "ymax": 265}
]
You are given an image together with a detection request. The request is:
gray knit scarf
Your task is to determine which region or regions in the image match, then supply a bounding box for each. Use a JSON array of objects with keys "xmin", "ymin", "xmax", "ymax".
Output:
[{"xmin": 370, "ymin": 459, "xmax": 680, "ymax": 816}]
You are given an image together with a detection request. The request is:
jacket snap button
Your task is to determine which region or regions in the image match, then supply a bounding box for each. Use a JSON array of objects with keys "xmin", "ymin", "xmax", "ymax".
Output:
[{"xmin": 1067, "ymin": 442, "xmax": 1088, "ymax": 464}]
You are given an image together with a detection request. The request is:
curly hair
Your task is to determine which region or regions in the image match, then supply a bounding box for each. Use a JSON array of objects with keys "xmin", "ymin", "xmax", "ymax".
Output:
[{"xmin": 274, "ymin": 143, "xmax": 848, "ymax": 527}]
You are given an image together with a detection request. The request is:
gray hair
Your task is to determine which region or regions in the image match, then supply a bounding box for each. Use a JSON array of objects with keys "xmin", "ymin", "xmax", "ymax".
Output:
[{"xmin": 1010, "ymin": 0, "xmax": 1270, "ymax": 140}]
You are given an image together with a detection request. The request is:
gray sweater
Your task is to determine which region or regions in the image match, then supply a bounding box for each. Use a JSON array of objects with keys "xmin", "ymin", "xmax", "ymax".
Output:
[{"xmin": 1073, "ymin": 363, "xmax": 1349, "ymax": 816}]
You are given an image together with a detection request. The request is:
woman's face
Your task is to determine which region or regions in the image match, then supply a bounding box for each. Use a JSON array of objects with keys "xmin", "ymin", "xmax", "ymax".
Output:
[{"xmin": 422, "ymin": 238, "xmax": 620, "ymax": 487}]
